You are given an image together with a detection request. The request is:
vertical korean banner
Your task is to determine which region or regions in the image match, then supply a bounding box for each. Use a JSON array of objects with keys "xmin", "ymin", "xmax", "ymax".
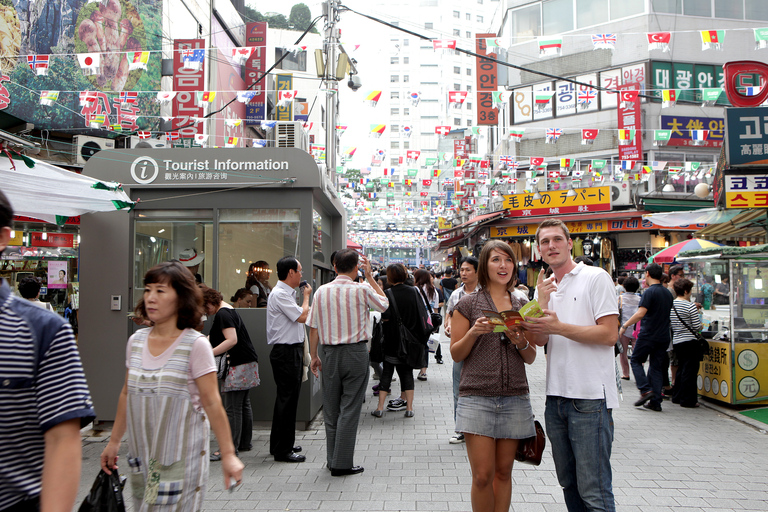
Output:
[
  {"xmin": 475, "ymin": 34, "xmax": 498, "ymax": 126},
  {"xmin": 618, "ymin": 83, "xmax": 642, "ymax": 161},
  {"xmin": 212, "ymin": 17, "xmax": 246, "ymax": 147},
  {"xmin": 245, "ymin": 22, "xmax": 268, "ymax": 125},
  {"xmin": 173, "ymin": 39, "xmax": 205, "ymax": 138},
  {"xmin": 276, "ymin": 74, "xmax": 294, "ymax": 121}
]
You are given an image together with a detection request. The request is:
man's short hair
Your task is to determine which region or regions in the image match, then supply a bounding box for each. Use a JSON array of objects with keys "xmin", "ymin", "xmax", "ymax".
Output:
[
  {"xmin": 673, "ymin": 278, "xmax": 694, "ymax": 297},
  {"xmin": 276, "ymin": 256, "xmax": 299, "ymax": 280},
  {"xmin": 623, "ymin": 276, "xmax": 640, "ymax": 293},
  {"xmin": 669, "ymin": 264, "xmax": 684, "ymax": 278},
  {"xmin": 574, "ymin": 256, "xmax": 594, "ymax": 266},
  {"xmin": 459, "ymin": 256, "xmax": 479, "ymax": 272},
  {"xmin": 645, "ymin": 262, "xmax": 663, "ymax": 280},
  {"xmin": 18, "ymin": 276, "xmax": 42, "ymax": 299},
  {"xmin": 0, "ymin": 188, "xmax": 12, "ymax": 230},
  {"xmin": 444, "ymin": 268, "xmax": 453, "ymax": 276},
  {"xmin": 535, "ymin": 219, "xmax": 570, "ymax": 244},
  {"xmin": 334, "ymin": 249, "xmax": 359, "ymax": 273}
]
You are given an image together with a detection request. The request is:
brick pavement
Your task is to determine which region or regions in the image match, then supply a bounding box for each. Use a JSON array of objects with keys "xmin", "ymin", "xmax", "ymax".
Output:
[{"xmin": 77, "ymin": 335, "xmax": 768, "ymax": 512}]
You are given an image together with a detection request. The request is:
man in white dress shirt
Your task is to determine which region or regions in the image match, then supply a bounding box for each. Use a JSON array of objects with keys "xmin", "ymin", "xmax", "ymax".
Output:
[{"xmin": 267, "ymin": 256, "xmax": 311, "ymax": 462}]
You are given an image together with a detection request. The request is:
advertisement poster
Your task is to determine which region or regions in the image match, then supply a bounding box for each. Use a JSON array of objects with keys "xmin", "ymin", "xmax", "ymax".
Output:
[
  {"xmin": 47, "ymin": 261, "xmax": 68, "ymax": 289},
  {"xmin": 2, "ymin": 0, "xmax": 161, "ymax": 130}
]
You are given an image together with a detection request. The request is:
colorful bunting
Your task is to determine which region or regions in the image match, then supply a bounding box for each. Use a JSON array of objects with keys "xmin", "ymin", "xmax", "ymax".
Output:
[
  {"xmin": 128, "ymin": 51, "xmax": 150, "ymax": 71},
  {"xmin": 755, "ymin": 28, "xmax": 768, "ymax": 49},
  {"xmin": 618, "ymin": 129, "xmax": 635, "ymax": 144},
  {"xmin": 408, "ymin": 91, "xmax": 420, "ymax": 106},
  {"xmin": 27, "ymin": 55, "xmax": 49, "ymax": 76},
  {"xmin": 690, "ymin": 130, "xmax": 709, "ymax": 145},
  {"xmin": 647, "ymin": 32, "xmax": 671, "ymax": 52},
  {"xmin": 654, "ymin": 130, "xmax": 672, "ymax": 146},
  {"xmin": 365, "ymin": 90, "xmax": 382, "ymax": 106},
  {"xmin": 225, "ymin": 137, "xmax": 239, "ymax": 148},
  {"xmin": 39, "ymin": 90, "xmax": 59, "ymax": 106},
  {"xmin": 592, "ymin": 34, "xmax": 616, "ymax": 50},
  {"xmin": 402, "ymin": 125, "xmax": 412, "ymax": 138},
  {"xmin": 534, "ymin": 91, "xmax": 554, "ymax": 109},
  {"xmin": 231, "ymin": 47, "xmax": 255, "ymax": 65},
  {"xmin": 509, "ymin": 129, "xmax": 525, "ymax": 142},
  {"xmin": 181, "ymin": 48, "xmax": 205, "ymax": 70},
  {"xmin": 545, "ymin": 128, "xmax": 562, "ymax": 144},
  {"xmin": 701, "ymin": 88, "xmax": 722, "ymax": 106},
  {"xmin": 620, "ymin": 90, "xmax": 639, "ymax": 108},
  {"xmin": 661, "ymin": 89, "xmax": 678, "ymax": 108},
  {"xmin": 701, "ymin": 30, "xmax": 724, "ymax": 51},
  {"xmin": 370, "ymin": 124, "xmax": 386, "ymax": 137},
  {"xmin": 435, "ymin": 125, "xmax": 451, "ymax": 137},
  {"xmin": 77, "ymin": 53, "xmax": 101, "ymax": 75},
  {"xmin": 578, "ymin": 89, "xmax": 597, "ymax": 107},
  {"xmin": 491, "ymin": 91, "xmax": 507, "ymax": 109},
  {"xmin": 118, "ymin": 91, "xmax": 137, "ymax": 106},
  {"xmin": 432, "ymin": 40, "xmax": 457, "ymax": 51},
  {"xmin": 277, "ymin": 90, "xmax": 297, "ymax": 107},
  {"xmin": 582, "ymin": 129, "xmax": 598, "ymax": 145},
  {"xmin": 538, "ymin": 37, "xmax": 562, "ymax": 57}
]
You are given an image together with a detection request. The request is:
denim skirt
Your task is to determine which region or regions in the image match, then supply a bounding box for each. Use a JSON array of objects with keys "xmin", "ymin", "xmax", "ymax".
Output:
[{"xmin": 455, "ymin": 394, "xmax": 535, "ymax": 439}]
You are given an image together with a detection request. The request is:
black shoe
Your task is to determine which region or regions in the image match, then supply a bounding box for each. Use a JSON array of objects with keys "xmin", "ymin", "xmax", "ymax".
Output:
[
  {"xmin": 238, "ymin": 444, "xmax": 253, "ymax": 452},
  {"xmin": 633, "ymin": 391, "xmax": 655, "ymax": 407},
  {"xmin": 330, "ymin": 466, "xmax": 364, "ymax": 477},
  {"xmin": 293, "ymin": 445, "xmax": 302, "ymax": 453},
  {"xmin": 643, "ymin": 402, "xmax": 662, "ymax": 412},
  {"xmin": 435, "ymin": 357, "xmax": 443, "ymax": 364},
  {"xmin": 274, "ymin": 452, "xmax": 306, "ymax": 463}
]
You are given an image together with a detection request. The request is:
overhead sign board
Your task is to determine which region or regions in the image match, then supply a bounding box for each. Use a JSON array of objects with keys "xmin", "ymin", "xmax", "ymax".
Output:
[
  {"xmin": 502, "ymin": 186, "xmax": 610, "ymax": 217},
  {"xmin": 725, "ymin": 107, "xmax": 768, "ymax": 166},
  {"xmin": 725, "ymin": 174, "xmax": 768, "ymax": 208}
]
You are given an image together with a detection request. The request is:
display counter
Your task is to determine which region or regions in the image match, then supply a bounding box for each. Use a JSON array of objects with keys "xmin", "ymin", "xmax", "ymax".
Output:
[{"xmin": 679, "ymin": 244, "xmax": 768, "ymax": 405}]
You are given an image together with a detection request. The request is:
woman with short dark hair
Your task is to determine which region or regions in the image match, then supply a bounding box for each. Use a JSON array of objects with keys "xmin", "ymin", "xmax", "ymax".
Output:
[
  {"xmin": 618, "ymin": 275, "xmax": 641, "ymax": 379},
  {"xmin": 101, "ymin": 261, "xmax": 244, "ymax": 508}
]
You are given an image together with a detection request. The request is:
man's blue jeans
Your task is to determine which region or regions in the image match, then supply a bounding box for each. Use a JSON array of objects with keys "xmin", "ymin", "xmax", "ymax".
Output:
[
  {"xmin": 630, "ymin": 337, "xmax": 668, "ymax": 407},
  {"xmin": 545, "ymin": 396, "xmax": 616, "ymax": 512}
]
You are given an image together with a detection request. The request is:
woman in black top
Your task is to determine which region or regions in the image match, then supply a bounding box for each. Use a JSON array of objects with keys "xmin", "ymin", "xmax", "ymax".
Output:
[
  {"xmin": 202, "ymin": 286, "xmax": 259, "ymax": 457},
  {"xmin": 371, "ymin": 264, "xmax": 430, "ymax": 418}
]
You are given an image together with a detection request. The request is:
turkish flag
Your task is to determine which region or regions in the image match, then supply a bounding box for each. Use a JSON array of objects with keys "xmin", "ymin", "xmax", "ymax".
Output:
[
  {"xmin": 420, "ymin": 192, "xmax": 429, "ymax": 197},
  {"xmin": 454, "ymin": 170, "xmax": 464, "ymax": 178},
  {"xmin": 530, "ymin": 157, "xmax": 544, "ymax": 167},
  {"xmin": 582, "ymin": 129, "xmax": 598, "ymax": 140},
  {"xmin": 620, "ymin": 90, "xmax": 639, "ymax": 103},
  {"xmin": 422, "ymin": 179, "xmax": 432, "ymax": 187},
  {"xmin": 647, "ymin": 32, "xmax": 671, "ymax": 44}
]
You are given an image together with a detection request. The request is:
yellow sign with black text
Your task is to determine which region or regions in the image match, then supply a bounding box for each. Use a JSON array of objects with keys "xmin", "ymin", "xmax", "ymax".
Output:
[
  {"xmin": 698, "ymin": 341, "xmax": 768, "ymax": 404},
  {"xmin": 491, "ymin": 220, "xmax": 609, "ymax": 239},
  {"xmin": 502, "ymin": 186, "xmax": 611, "ymax": 217}
]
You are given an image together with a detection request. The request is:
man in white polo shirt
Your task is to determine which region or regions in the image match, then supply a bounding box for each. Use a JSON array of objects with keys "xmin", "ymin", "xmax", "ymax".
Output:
[
  {"xmin": 522, "ymin": 218, "xmax": 619, "ymax": 512},
  {"xmin": 267, "ymin": 256, "xmax": 312, "ymax": 463}
]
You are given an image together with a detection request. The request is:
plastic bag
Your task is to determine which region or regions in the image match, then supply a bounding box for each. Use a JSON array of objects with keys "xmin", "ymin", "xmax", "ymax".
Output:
[{"xmin": 78, "ymin": 469, "xmax": 126, "ymax": 512}]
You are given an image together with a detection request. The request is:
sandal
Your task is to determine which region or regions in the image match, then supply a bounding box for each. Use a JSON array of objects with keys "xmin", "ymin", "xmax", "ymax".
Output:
[
  {"xmin": 209, "ymin": 451, "xmax": 221, "ymax": 461},
  {"xmin": 417, "ymin": 372, "xmax": 427, "ymax": 381}
]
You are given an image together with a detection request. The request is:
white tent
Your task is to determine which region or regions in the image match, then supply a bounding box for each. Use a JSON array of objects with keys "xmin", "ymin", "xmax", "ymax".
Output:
[{"xmin": 0, "ymin": 155, "xmax": 133, "ymax": 224}]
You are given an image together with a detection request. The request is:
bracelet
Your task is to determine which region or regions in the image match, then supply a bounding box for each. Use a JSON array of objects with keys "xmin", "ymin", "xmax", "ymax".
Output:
[{"xmin": 516, "ymin": 340, "xmax": 530, "ymax": 351}]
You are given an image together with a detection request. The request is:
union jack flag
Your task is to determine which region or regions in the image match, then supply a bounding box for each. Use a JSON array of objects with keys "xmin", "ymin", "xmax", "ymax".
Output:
[
  {"xmin": 592, "ymin": 34, "xmax": 617, "ymax": 49},
  {"xmin": 546, "ymin": 128, "xmax": 562, "ymax": 142},
  {"xmin": 27, "ymin": 55, "xmax": 49, "ymax": 75},
  {"xmin": 578, "ymin": 89, "xmax": 597, "ymax": 105}
]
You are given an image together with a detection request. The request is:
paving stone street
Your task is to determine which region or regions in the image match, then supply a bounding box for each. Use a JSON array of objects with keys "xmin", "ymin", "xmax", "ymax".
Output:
[{"xmin": 77, "ymin": 334, "xmax": 768, "ymax": 512}]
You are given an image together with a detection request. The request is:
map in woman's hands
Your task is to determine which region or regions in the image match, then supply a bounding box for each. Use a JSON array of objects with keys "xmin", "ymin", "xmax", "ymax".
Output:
[{"xmin": 482, "ymin": 300, "xmax": 545, "ymax": 332}]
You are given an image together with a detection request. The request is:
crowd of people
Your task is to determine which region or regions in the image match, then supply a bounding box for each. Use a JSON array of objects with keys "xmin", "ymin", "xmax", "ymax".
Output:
[{"xmin": 0, "ymin": 181, "xmax": 713, "ymax": 512}]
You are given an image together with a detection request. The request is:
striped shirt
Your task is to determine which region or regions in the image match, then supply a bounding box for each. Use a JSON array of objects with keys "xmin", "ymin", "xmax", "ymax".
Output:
[
  {"xmin": 307, "ymin": 275, "xmax": 389, "ymax": 345},
  {"xmin": 670, "ymin": 299, "xmax": 701, "ymax": 345},
  {"xmin": 0, "ymin": 280, "xmax": 95, "ymax": 509}
]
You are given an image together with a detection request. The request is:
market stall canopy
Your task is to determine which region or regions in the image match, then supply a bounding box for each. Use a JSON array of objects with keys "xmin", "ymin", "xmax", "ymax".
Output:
[
  {"xmin": 694, "ymin": 209, "xmax": 768, "ymax": 242},
  {"xmin": 642, "ymin": 208, "xmax": 742, "ymax": 227},
  {"xmin": 648, "ymin": 239, "xmax": 724, "ymax": 264},
  {"xmin": 0, "ymin": 156, "xmax": 133, "ymax": 224},
  {"xmin": 677, "ymin": 243, "xmax": 768, "ymax": 261},
  {"xmin": 346, "ymin": 239, "xmax": 363, "ymax": 250}
]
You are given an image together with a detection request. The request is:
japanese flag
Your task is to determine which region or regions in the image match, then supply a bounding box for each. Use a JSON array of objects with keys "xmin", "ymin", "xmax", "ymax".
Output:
[{"xmin": 77, "ymin": 53, "xmax": 101, "ymax": 75}]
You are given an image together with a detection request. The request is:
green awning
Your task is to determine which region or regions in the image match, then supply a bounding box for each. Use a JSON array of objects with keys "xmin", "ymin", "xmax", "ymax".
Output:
[{"xmin": 641, "ymin": 197, "xmax": 715, "ymax": 212}]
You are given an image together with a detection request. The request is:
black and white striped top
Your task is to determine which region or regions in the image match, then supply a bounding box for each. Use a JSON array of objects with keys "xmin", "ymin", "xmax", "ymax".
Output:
[
  {"xmin": 670, "ymin": 299, "xmax": 702, "ymax": 345},
  {"xmin": 0, "ymin": 280, "xmax": 95, "ymax": 509}
]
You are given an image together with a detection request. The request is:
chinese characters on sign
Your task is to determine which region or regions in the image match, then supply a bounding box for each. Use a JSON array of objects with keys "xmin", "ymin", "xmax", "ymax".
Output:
[
  {"xmin": 725, "ymin": 174, "xmax": 768, "ymax": 208},
  {"xmin": 502, "ymin": 186, "xmax": 611, "ymax": 217},
  {"xmin": 475, "ymin": 33, "xmax": 498, "ymax": 126},
  {"xmin": 725, "ymin": 107, "xmax": 768, "ymax": 166},
  {"xmin": 173, "ymin": 39, "xmax": 205, "ymax": 138},
  {"xmin": 660, "ymin": 115, "xmax": 724, "ymax": 148},
  {"xmin": 618, "ymin": 83, "xmax": 642, "ymax": 161},
  {"xmin": 490, "ymin": 217, "xmax": 705, "ymax": 238}
]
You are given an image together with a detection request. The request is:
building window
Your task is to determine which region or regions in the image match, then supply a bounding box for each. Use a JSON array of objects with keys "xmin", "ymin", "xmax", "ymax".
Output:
[
  {"xmin": 403, "ymin": 75, "xmax": 409, "ymax": 82},
  {"xmin": 454, "ymin": 118, "xmax": 462, "ymax": 125},
  {"xmin": 466, "ymin": 31, "xmax": 471, "ymax": 38},
  {"xmin": 391, "ymin": 157, "xmax": 399, "ymax": 166},
  {"xmin": 391, "ymin": 57, "xmax": 399, "ymax": 65},
  {"xmin": 747, "ymin": 0, "xmax": 768, "ymax": 20},
  {"xmin": 391, "ymin": 108, "xmax": 399, "ymax": 115},
  {"xmin": 391, "ymin": 91, "xmax": 400, "ymax": 99},
  {"xmin": 577, "ymin": 0, "xmax": 609, "ymax": 28},
  {"xmin": 425, "ymin": 22, "xmax": 433, "ymax": 29},
  {"xmin": 454, "ymin": 83, "xmax": 461, "ymax": 90},
  {"xmin": 404, "ymin": 141, "xmax": 410, "ymax": 149},
  {"xmin": 274, "ymin": 47, "xmax": 307, "ymax": 71},
  {"xmin": 391, "ymin": 141, "xmax": 400, "ymax": 149},
  {"xmin": 611, "ymin": 0, "xmax": 644, "ymax": 19},
  {"xmin": 543, "ymin": 0, "xmax": 574, "ymax": 35},
  {"xmin": 453, "ymin": 10, "xmax": 460, "ymax": 18},
  {"xmin": 403, "ymin": 39, "xmax": 409, "ymax": 46},
  {"xmin": 510, "ymin": 3, "xmax": 542, "ymax": 42},
  {"xmin": 391, "ymin": 124, "xmax": 399, "ymax": 133},
  {"xmin": 467, "ymin": 85, "xmax": 472, "ymax": 92},
  {"xmin": 466, "ymin": 119, "xmax": 473, "ymax": 126},
  {"xmin": 453, "ymin": 29, "xmax": 461, "ymax": 36},
  {"xmin": 652, "ymin": 0, "xmax": 681, "ymax": 14},
  {"xmin": 466, "ymin": 68, "xmax": 472, "ymax": 76},
  {"xmin": 478, "ymin": 0, "xmax": 483, "ymax": 4},
  {"xmin": 477, "ymin": 15, "xmax": 484, "ymax": 22},
  {"xmin": 454, "ymin": 66, "xmax": 461, "ymax": 74},
  {"xmin": 404, "ymin": 108, "xmax": 410, "ymax": 116},
  {"xmin": 466, "ymin": 102, "xmax": 472, "ymax": 110},
  {"xmin": 403, "ymin": 56, "xmax": 409, "ymax": 64},
  {"xmin": 683, "ymin": 0, "xmax": 711, "ymax": 17},
  {"xmin": 715, "ymin": 0, "xmax": 743, "ymax": 19},
  {"xmin": 466, "ymin": 13, "xmax": 471, "ymax": 20},
  {"xmin": 391, "ymin": 75, "xmax": 399, "ymax": 82}
]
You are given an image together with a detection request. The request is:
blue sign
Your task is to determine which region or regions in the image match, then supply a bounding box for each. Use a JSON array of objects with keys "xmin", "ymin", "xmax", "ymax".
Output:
[
  {"xmin": 725, "ymin": 107, "xmax": 768, "ymax": 166},
  {"xmin": 660, "ymin": 115, "xmax": 724, "ymax": 147},
  {"xmin": 246, "ymin": 103, "xmax": 266, "ymax": 124}
]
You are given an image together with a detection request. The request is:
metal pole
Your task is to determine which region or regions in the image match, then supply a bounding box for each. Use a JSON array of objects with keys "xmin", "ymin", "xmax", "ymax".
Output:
[{"xmin": 324, "ymin": 0, "xmax": 339, "ymax": 185}]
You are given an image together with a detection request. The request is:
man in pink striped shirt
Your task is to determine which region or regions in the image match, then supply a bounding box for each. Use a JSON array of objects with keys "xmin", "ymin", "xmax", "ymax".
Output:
[{"xmin": 309, "ymin": 249, "xmax": 388, "ymax": 476}]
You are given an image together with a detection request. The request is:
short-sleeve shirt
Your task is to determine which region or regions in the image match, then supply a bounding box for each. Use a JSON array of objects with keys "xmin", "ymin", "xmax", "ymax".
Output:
[
  {"xmin": 670, "ymin": 299, "xmax": 701, "ymax": 345},
  {"xmin": 0, "ymin": 280, "xmax": 95, "ymax": 509},
  {"xmin": 535, "ymin": 263, "xmax": 620, "ymax": 409},
  {"xmin": 209, "ymin": 307, "xmax": 259, "ymax": 366},
  {"xmin": 454, "ymin": 288, "xmax": 529, "ymax": 397},
  {"xmin": 126, "ymin": 328, "xmax": 215, "ymax": 410},
  {"xmin": 441, "ymin": 277, "xmax": 458, "ymax": 292},
  {"xmin": 637, "ymin": 283, "xmax": 673, "ymax": 344},
  {"xmin": 266, "ymin": 281, "xmax": 305, "ymax": 345}
]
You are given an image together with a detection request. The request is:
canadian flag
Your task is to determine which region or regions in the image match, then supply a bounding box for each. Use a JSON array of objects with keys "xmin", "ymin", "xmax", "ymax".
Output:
[
  {"xmin": 231, "ymin": 47, "xmax": 255, "ymax": 65},
  {"xmin": 435, "ymin": 126, "xmax": 451, "ymax": 136},
  {"xmin": 278, "ymin": 90, "xmax": 297, "ymax": 106}
]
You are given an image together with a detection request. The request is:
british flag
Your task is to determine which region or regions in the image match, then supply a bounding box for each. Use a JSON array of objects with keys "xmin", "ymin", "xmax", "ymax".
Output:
[
  {"xmin": 578, "ymin": 89, "xmax": 597, "ymax": 106},
  {"xmin": 546, "ymin": 128, "xmax": 562, "ymax": 142},
  {"xmin": 592, "ymin": 34, "xmax": 617, "ymax": 49},
  {"xmin": 27, "ymin": 55, "xmax": 49, "ymax": 75}
]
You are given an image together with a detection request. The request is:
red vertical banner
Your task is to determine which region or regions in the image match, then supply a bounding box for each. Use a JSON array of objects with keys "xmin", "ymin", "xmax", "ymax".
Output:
[
  {"xmin": 476, "ymin": 34, "xmax": 498, "ymax": 126},
  {"xmin": 173, "ymin": 39, "xmax": 205, "ymax": 138},
  {"xmin": 617, "ymin": 83, "xmax": 642, "ymax": 161},
  {"xmin": 245, "ymin": 22, "xmax": 268, "ymax": 125}
]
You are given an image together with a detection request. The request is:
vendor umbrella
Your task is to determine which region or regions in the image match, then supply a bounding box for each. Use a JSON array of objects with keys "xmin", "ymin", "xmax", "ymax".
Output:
[
  {"xmin": 648, "ymin": 239, "xmax": 724, "ymax": 264},
  {"xmin": 347, "ymin": 239, "xmax": 363, "ymax": 251},
  {"xmin": 0, "ymin": 155, "xmax": 133, "ymax": 224}
]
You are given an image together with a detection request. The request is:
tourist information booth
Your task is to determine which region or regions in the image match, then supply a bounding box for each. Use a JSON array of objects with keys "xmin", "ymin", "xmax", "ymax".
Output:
[{"xmin": 78, "ymin": 148, "xmax": 345, "ymax": 425}]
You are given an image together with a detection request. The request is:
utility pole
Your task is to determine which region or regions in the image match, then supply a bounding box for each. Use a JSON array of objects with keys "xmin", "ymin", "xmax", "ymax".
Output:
[{"xmin": 323, "ymin": 0, "xmax": 340, "ymax": 187}]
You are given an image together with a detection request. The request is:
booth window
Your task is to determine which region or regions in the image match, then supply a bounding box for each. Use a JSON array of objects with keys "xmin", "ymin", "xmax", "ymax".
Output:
[
  {"xmin": 134, "ymin": 209, "xmax": 213, "ymax": 292},
  {"xmin": 217, "ymin": 209, "xmax": 300, "ymax": 302},
  {"xmin": 313, "ymin": 209, "xmax": 331, "ymax": 264}
]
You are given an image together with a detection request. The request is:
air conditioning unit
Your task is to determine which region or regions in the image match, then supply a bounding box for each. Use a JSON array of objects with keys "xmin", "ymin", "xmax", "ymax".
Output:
[
  {"xmin": 73, "ymin": 136, "xmax": 115, "ymax": 165},
  {"xmin": 271, "ymin": 121, "xmax": 308, "ymax": 151},
  {"xmin": 129, "ymin": 136, "xmax": 167, "ymax": 149},
  {"xmin": 610, "ymin": 182, "xmax": 633, "ymax": 206}
]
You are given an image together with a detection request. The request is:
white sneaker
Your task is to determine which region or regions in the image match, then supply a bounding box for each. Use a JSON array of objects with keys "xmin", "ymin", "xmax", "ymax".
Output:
[{"xmin": 449, "ymin": 434, "xmax": 465, "ymax": 444}]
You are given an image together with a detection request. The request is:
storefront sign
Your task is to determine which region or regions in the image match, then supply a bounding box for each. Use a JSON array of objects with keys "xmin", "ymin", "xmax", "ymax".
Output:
[
  {"xmin": 660, "ymin": 115, "xmax": 724, "ymax": 148},
  {"xmin": 245, "ymin": 22, "xmax": 268, "ymax": 124},
  {"xmin": 475, "ymin": 34, "xmax": 498, "ymax": 126},
  {"xmin": 699, "ymin": 340, "xmax": 730, "ymax": 401},
  {"xmin": 651, "ymin": 61, "xmax": 726, "ymax": 105},
  {"xmin": 724, "ymin": 174, "xmax": 768, "ymax": 208},
  {"xmin": 275, "ymin": 74, "xmax": 294, "ymax": 121},
  {"xmin": 502, "ymin": 186, "xmax": 610, "ymax": 217},
  {"xmin": 173, "ymin": 39, "xmax": 205, "ymax": 138},
  {"xmin": 30, "ymin": 232, "xmax": 75, "ymax": 248},
  {"xmin": 735, "ymin": 344, "xmax": 768, "ymax": 402},
  {"xmin": 47, "ymin": 261, "xmax": 68, "ymax": 289},
  {"xmin": 490, "ymin": 217, "xmax": 706, "ymax": 238},
  {"xmin": 618, "ymin": 83, "xmax": 642, "ymax": 161},
  {"xmin": 8, "ymin": 231, "xmax": 23, "ymax": 246},
  {"xmin": 725, "ymin": 107, "xmax": 768, "ymax": 166}
]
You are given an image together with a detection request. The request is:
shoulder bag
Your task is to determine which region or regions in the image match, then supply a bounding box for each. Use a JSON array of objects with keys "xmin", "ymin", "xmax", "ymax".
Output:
[
  {"xmin": 386, "ymin": 289, "xmax": 427, "ymax": 369},
  {"xmin": 515, "ymin": 419, "xmax": 546, "ymax": 466},
  {"xmin": 671, "ymin": 303, "xmax": 709, "ymax": 361},
  {"xmin": 369, "ymin": 317, "xmax": 384, "ymax": 363},
  {"xmin": 215, "ymin": 353, "xmax": 229, "ymax": 381},
  {"xmin": 419, "ymin": 287, "xmax": 443, "ymax": 333}
]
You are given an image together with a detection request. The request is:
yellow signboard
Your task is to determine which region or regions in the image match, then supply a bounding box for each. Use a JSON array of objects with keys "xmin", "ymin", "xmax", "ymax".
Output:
[
  {"xmin": 8, "ymin": 230, "xmax": 23, "ymax": 246},
  {"xmin": 725, "ymin": 191, "xmax": 768, "ymax": 209},
  {"xmin": 490, "ymin": 220, "xmax": 608, "ymax": 239},
  {"xmin": 699, "ymin": 341, "xmax": 768, "ymax": 404},
  {"xmin": 734, "ymin": 343, "xmax": 768, "ymax": 403},
  {"xmin": 502, "ymin": 186, "xmax": 611, "ymax": 216},
  {"xmin": 699, "ymin": 340, "xmax": 731, "ymax": 401}
]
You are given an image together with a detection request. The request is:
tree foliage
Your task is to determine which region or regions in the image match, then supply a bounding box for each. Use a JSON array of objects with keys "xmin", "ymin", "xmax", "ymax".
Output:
[{"xmin": 242, "ymin": 4, "xmax": 317, "ymax": 33}]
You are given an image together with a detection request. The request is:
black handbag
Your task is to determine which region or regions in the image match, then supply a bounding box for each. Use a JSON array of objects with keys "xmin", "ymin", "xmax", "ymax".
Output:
[
  {"xmin": 515, "ymin": 420, "xmax": 546, "ymax": 466},
  {"xmin": 386, "ymin": 289, "xmax": 427, "ymax": 369},
  {"xmin": 419, "ymin": 288, "xmax": 443, "ymax": 333},
  {"xmin": 78, "ymin": 469, "xmax": 126, "ymax": 512},
  {"xmin": 215, "ymin": 353, "xmax": 229, "ymax": 381},
  {"xmin": 369, "ymin": 317, "xmax": 384, "ymax": 363},
  {"xmin": 672, "ymin": 303, "xmax": 709, "ymax": 361}
]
